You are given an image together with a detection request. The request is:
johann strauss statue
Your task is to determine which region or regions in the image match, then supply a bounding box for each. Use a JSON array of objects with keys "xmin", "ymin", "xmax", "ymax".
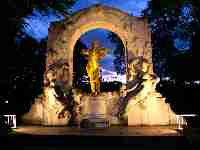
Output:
[{"xmin": 81, "ymin": 40, "xmax": 108, "ymax": 96}]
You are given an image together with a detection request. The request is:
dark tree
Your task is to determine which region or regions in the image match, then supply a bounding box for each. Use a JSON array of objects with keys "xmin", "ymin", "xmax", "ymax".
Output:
[
  {"xmin": 143, "ymin": 0, "xmax": 200, "ymax": 123},
  {"xmin": 7, "ymin": 36, "xmax": 46, "ymax": 114},
  {"xmin": 143, "ymin": 0, "xmax": 200, "ymax": 78},
  {"xmin": 5, "ymin": 0, "xmax": 76, "ymax": 115}
]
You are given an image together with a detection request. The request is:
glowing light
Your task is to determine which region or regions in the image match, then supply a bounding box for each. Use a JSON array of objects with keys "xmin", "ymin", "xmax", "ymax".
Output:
[
  {"xmin": 162, "ymin": 77, "xmax": 170, "ymax": 81},
  {"xmin": 194, "ymin": 80, "xmax": 200, "ymax": 85},
  {"xmin": 101, "ymin": 68, "xmax": 126, "ymax": 83}
]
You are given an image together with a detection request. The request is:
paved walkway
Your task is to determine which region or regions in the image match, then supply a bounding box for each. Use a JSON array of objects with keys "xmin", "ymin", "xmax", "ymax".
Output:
[
  {"xmin": 5, "ymin": 126, "xmax": 198, "ymax": 150},
  {"xmin": 15, "ymin": 125, "xmax": 180, "ymax": 136}
]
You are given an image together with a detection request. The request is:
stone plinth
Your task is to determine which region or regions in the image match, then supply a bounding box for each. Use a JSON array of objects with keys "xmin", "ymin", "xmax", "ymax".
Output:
[
  {"xmin": 126, "ymin": 75, "xmax": 178, "ymax": 125},
  {"xmin": 80, "ymin": 94, "xmax": 110, "ymax": 128},
  {"xmin": 127, "ymin": 98, "xmax": 177, "ymax": 125}
]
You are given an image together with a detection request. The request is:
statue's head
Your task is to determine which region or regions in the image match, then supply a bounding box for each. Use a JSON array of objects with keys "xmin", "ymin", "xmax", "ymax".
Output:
[{"xmin": 91, "ymin": 40, "xmax": 101, "ymax": 49}]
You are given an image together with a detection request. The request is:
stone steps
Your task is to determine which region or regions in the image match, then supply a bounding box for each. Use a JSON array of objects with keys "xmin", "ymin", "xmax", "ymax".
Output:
[{"xmin": 80, "ymin": 117, "xmax": 110, "ymax": 128}]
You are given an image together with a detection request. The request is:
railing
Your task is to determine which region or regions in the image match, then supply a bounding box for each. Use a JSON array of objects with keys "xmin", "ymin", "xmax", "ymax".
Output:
[
  {"xmin": 3, "ymin": 115, "xmax": 16, "ymax": 128},
  {"xmin": 176, "ymin": 114, "xmax": 197, "ymax": 130}
]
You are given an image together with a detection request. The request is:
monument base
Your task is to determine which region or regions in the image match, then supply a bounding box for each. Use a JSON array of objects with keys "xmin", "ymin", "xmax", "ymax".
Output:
[
  {"xmin": 80, "ymin": 118, "xmax": 110, "ymax": 128},
  {"xmin": 80, "ymin": 94, "xmax": 110, "ymax": 128},
  {"xmin": 127, "ymin": 97, "xmax": 178, "ymax": 125},
  {"xmin": 125, "ymin": 75, "xmax": 183, "ymax": 126}
]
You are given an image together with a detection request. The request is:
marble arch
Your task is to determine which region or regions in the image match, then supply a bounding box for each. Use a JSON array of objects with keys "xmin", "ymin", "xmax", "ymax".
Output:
[{"xmin": 47, "ymin": 4, "xmax": 152, "ymax": 87}]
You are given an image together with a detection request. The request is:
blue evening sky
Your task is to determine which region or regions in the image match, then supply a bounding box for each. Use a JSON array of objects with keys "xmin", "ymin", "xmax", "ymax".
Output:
[
  {"xmin": 22, "ymin": 0, "xmax": 192, "ymax": 52},
  {"xmin": 69, "ymin": 0, "xmax": 149, "ymax": 16},
  {"xmin": 79, "ymin": 28, "xmax": 123, "ymax": 72},
  {"xmin": 22, "ymin": 0, "xmax": 149, "ymax": 42},
  {"xmin": 80, "ymin": 29, "xmax": 117, "ymax": 51}
]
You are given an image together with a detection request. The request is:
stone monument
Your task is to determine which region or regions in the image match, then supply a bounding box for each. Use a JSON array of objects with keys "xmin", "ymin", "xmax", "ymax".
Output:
[{"xmin": 22, "ymin": 5, "xmax": 183, "ymax": 127}]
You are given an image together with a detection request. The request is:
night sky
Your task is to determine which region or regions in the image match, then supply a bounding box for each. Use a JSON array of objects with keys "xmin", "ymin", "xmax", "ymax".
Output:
[
  {"xmin": 22, "ymin": 0, "xmax": 192, "ymax": 55},
  {"xmin": 22, "ymin": 0, "xmax": 150, "ymax": 43},
  {"xmin": 22, "ymin": 0, "xmax": 150, "ymax": 41}
]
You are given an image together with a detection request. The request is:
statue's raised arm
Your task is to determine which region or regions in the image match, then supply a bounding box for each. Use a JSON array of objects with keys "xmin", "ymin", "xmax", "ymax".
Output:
[
  {"xmin": 96, "ymin": 47, "xmax": 108, "ymax": 60},
  {"xmin": 81, "ymin": 49, "xmax": 89, "ymax": 56}
]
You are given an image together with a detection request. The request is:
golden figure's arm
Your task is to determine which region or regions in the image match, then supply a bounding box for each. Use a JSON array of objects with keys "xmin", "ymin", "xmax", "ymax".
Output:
[
  {"xmin": 96, "ymin": 48, "xmax": 108, "ymax": 60},
  {"xmin": 81, "ymin": 50, "xmax": 89, "ymax": 56}
]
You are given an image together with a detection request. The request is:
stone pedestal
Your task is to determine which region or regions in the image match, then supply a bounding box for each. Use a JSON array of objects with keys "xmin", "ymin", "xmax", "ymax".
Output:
[
  {"xmin": 127, "ymin": 98, "xmax": 177, "ymax": 125},
  {"xmin": 80, "ymin": 94, "xmax": 110, "ymax": 128},
  {"xmin": 126, "ymin": 76, "xmax": 178, "ymax": 126}
]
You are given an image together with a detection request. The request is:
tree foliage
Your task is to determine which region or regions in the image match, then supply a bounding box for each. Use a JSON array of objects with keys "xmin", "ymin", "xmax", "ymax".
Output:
[
  {"xmin": 6, "ymin": 36, "xmax": 46, "ymax": 114},
  {"xmin": 143, "ymin": 0, "xmax": 200, "ymax": 117},
  {"xmin": 5, "ymin": 0, "xmax": 76, "ymax": 114},
  {"xmin": 143, "ymin": 0, "xmax": 200, "ymax": 78}
]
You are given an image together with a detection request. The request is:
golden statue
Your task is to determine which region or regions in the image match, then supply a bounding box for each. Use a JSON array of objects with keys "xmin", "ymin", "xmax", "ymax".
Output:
[{"xmin": 81, "ymin": 40, "xmax": 108, "ymax": 96}]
